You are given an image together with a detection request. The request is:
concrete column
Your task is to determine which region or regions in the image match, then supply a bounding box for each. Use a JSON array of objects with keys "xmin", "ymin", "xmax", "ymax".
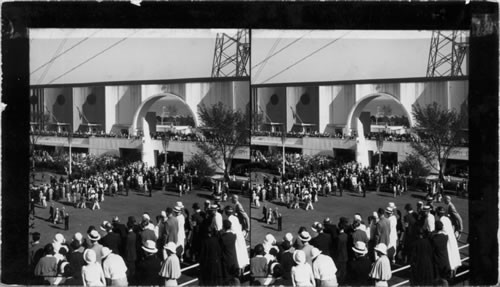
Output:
[
  {"xmin": 318, "ymin": 86, "xmax": 335, "ymax": 133},
  {"xmin": 355, "ymin": 132, "xmax": 370, "ymax": 168},
  {"xmin": 104, "ymin": 86, "xmax": 119, "ymax": 133},
  {"xmin": 72, "ymin": 87, "xmax": 88, "ymax": 132},
  {"xmin": 141, "ymin": 134, "xmax": 156, "ymax": 168}
]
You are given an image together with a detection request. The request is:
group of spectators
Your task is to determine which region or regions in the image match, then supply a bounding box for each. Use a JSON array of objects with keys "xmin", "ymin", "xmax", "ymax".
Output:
[
  {"xmin": 30, "ymin": 195, "xmax": 251, "ymax": 286},
  {"xmin": 250, "ymin": 195, "xmax": 464, "ymax": 286},
  {"xmin": 251, "ymin": 161, "xmax": 410, "ymax": 212}
]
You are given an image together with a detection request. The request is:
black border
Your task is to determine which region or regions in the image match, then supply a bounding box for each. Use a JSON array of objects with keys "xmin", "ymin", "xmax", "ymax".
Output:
[{"xmin": 2, "ymin": 1, "xmax": 498, "ymax": 285}]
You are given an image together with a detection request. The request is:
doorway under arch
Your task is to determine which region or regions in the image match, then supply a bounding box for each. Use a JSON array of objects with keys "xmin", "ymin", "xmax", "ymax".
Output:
[
  {"xmin": 345, "ymin": 92, "xmax": 413, "ymax": 137},
  {"xmin": 129, "ymin": 92, "xmax": 198, "ymax": 137},
  {"xmin": 345, "ymin": 92, "xmax": 413, "ymax": 167}
]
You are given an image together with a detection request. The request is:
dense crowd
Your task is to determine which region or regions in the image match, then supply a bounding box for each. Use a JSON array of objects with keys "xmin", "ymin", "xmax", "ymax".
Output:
[
  {"xmin": 250, "ymin": 195, "xmax": 464, "ymax": 286},
  {"xmin": 30, "ymin": 195, "xmax": 250, "ymax": 286},
  {"xmin": 251, "ymin": 161, "xmax": 411, "ymax": 214}
]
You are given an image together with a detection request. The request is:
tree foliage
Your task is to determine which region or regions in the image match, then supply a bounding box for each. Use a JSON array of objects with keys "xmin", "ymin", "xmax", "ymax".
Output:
[
  {"xmin": 410, "ymin": 102, "xmax": 464, "ymax": 182},
  {"xmin": 185, "ymin": 152, "xmax": 216, "ymax": 178},
  {"xmin": 196, "ymin": 102, "xmax": 249, "ymax": 179},
  {"xmin": 399, "ymin": 153, "xmax": 431, "ymax": 179}
]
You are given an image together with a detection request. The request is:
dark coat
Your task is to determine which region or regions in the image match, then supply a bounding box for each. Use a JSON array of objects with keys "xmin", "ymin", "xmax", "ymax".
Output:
[
  {"xmin": 403, "ymin": 212, "xmax": 419, "ymax": 255},
  {"xmin": 199, "ymin": 236, "xmax": 224, "ymax": 286},
  {"xmin": 346, "ymin": 255, "xmax": 372, "ymax": 286},
  {"xmin": 334, "ymin": 233, "xmax": 349, "ymax": 263},
  {"xmin": 310, "ymin": 232, "xmax": 333, "ymax": 257},
  {"xmin": 67, "ymin": 250, "xmax": 85, "ymax": 285},
  {"xmin": 124, "ymin": 231, "xmax": 138, "ymax": 262},
  {"xmin": 220, "ymin": 232, "xmax": 238, "ymax": 283},
  {"xmin": 191, "ymin": 212, "xmax": 204, "ymax": 253},
  {"xmin": 279, "ymin": 251, "xmax": 295, "ymax": 280},
  {"xmin": 431, "ymin": 232, "xmax": 451, "ymax": 279},
  {"xmin": 409, "ymin": 237, "xmax": 434, "ymax": 285},
  {"xmin": 100, "ymin": 232, "xmax": 122, "ymax": 255},
  {"xmin": 136, "ymin": 254, "xmax": 162, "ymax": 286}
]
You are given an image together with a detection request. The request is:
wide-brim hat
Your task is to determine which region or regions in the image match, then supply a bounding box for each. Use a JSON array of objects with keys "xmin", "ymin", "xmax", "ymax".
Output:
[
  {"xmin": 173, "ymin": 206, "xmax": 182, "ymax": 213},
  {"xmin": 87, "ymin": 230, "xmax": 101, "ymax": 241},
  {"xmin": 175, "ymin": 201, "xmax": 184, "ymax": 209},
  {"xmin": 142, "ymin": 240, "xmax": 158, "ymax": 254},
  {"xmin": 209, "ymin": 204, "xmax": 219, "ymax": 211},
  {"xmin": 101, "ymin": 247, "xmax": 112, "ymax": 259},
  {"xmin": 422, "ymin": 205, "xmax": 431, "ymax": 211},
  {"xmin": 298, "ymin": 231, "xmax": 311, "ymax": 242},
  {"xmin": 100, "ymin": 221, "xmax": 110, "ymax": 231},
  {"xmin": 374, "ymin": 243, "xmax": 388, "ymax": 255},
  {"xmin": 164, "ymin": 242, "xmax": 177, "ymax": 253},
  {"xmin": 388, "ymin": 202, "xmax": 396, "ymax": 209},
  {"xmin": 311, "ymin": 248, "xmax": 322, "ymax": 260},
  {"xmin": 293, "ymin": 250, "xmax": 306, "ymax": 264},
  {"xmin": 352, "ymin": 241, "xmax": 368, "ymax": 255},
  {"xmin": 83, "ymin": 249, "xmax": 96, "ymax": 264},
  {"xmin": 385, "ymin": 207, "xmax": 393, "ymax": 214}
]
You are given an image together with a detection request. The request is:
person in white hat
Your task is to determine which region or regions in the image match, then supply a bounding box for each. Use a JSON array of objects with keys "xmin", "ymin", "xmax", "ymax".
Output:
[
  {"xmin": 101, "ymin": 247, "xmax": 128, "ymax": 286},
  {"xmin": 422, "ymin": 205, "xmax": 435, "ymax": 234},
  {"xmin": 346, "ymin": 241, "xmax": 371, "ymax": 285},
  {"xmin": 160, "ymin": 242, "xmax": 181, "ymax": 286},
  {"xmin": 311, "ymin": 247, "xmax": 338, "ymax": 287},
  {"xmin": 87, "ymin": 230, "xmax": 103, "ymax": 263},
  {"xmin": 173, "ymin": 204, "xmax": 186, "ymax": 261},
  {"xmin": 291, "ymin": 250, "xmax": 315, "ymax": 287},
  {"xmin": 369, "ymin": 243, "xmax": 392, "ymax": 286},
  {"xmin": 136, "ymin": 240, "xmax": 162, "ymax": 286},
  {"xmin": 385, "ymin": 206, "xmax": 398, "ymax": 263},
  {"xmin": 298, "ymin": 231, "xmax": 314, "ymax": 267},
  {"xmin": 81, "ymin": 249, "xmax": 106, "ymax": 287}
]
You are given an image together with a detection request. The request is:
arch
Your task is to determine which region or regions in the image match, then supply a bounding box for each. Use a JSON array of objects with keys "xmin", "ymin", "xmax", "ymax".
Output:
[
  {"xmin": 345, "ymin": 92, "xmax": 413, "ymax": 136},
  {"xmin": 129, "ymin": 92, "xmax": 198, "ymax": 137}
]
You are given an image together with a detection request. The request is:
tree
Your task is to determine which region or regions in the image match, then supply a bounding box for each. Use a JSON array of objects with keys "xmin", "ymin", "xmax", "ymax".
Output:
[
  {"xmin": 410, "ymin": 102, "xmax": 464, "ymax": 182},
  {"xmin": 185, "ymin": 152, "xmax": 216, "ymax": 179},
  {"xmin": 196, "ymin": 102, "xmax": 249, "ymax": 181}
]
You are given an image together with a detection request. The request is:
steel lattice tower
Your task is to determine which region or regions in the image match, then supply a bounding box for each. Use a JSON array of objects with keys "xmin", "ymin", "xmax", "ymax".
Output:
[
  {"xmin": 211, "ymin": 29, "xmax": 250, "ymax": 77},
  {"xmin": 426, "ymin": 31, "xmax": 469, "ymax": 77}
]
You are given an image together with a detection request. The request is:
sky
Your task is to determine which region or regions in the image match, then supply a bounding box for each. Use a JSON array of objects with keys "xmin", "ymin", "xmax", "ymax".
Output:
[
  {"xmin": 29, "ymin": 29, "xmax": 241, "ymax": 86},
  {"xmin": 251, "ymin": 30, "xmax": 467, "ymax": 85}
]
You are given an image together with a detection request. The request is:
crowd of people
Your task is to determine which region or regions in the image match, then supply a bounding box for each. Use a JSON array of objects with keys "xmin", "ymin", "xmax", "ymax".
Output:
[
  {"xmin": 250, "ymin": 195, "xmax": 464, "ymax": 286},
  {"xmin": 251, "ymin": 161, "xmax": 410, "ymax": 213},
  {"xmin": 30, "ymin": 194, "xmax": 251, "ymax": 286}
]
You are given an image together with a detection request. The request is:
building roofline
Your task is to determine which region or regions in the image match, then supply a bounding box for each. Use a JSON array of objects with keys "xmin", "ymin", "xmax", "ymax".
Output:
[
  {"xmin": 30, "ymin": 76, "xmax": 249, "ymax": 89},
  {"xmin": 251, "ymin": 76, "xmax": 468, "ymax": 88}
]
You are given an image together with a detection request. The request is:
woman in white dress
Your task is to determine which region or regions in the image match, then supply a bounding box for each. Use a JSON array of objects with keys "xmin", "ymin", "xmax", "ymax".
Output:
[
  {"xmin": 436, "ymin": 206, "xmax": 462, "ymax": 274},
  {"xmin": 225, "ymin": 206, "xmax": 250, "ymax": 270},
  {"xmin": 81, "ymin": 249, "xmax": 106, "ymax": 286},
  {"xmin": 174, "ymin": 204, "xmax": 186, "ymax": 261}
]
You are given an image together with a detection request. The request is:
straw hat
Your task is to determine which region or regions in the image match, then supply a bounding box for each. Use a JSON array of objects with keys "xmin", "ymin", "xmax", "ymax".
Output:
[
  {"xmin": 374, "ymin": 243, "xmax": 388, "ymax": 255},
  {"xmin": 73, "ymin": 232, "xmax": 83, "ymax": 243},
  {"xmin": 175, "ymin": 201, "xmax": 184, "ymax": 209},
  {"xmin": 164, "ymin": 242, "xmax": 177, "ymax": 254},
  {"xmin": 173, "ymin": 206, "xmax": 182, "ymax": 213},
  {"xmin": 422, "ymin": 205, "xmax": 431, "ymax": 211},
  {"xmin": 83, "ymin": 249, "xmax": 97, "ymax": 264},
  {"xmin": 284, "ymin": 233, "xmax": 293, "ymax": 242},
  {"xmin": 87, "ymin": 230, "xmax": 101, "ymax": 241},
  {"xmin": 142, "ymin": 240, "xmax": 158, "ymax": 254},
  {"xmin": 352, "ymin": 241, "xmax": 368, "ymax": 255},
  {"xmin": 385, "ymin": 207, "xmax": 393, "ymax": 214},
  {"xmin": 298, "ymin": 231, "xmax": 311, "ymax": 242},
  {"xmin": 293, "ymin": 250, "xmax": 306, "ymax": 264},
  {"xmin": 311, "ymin": 248, "xmax": 322, "ymax": 260},
  {"xmin": 101, "ymin": 247, "xmax": 112, "ymax": 259}
]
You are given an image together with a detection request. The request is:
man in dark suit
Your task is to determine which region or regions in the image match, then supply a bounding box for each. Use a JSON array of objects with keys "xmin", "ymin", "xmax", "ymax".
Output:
[
  {"xmin": 220, "ymin": 220, "xmax": 238, "ymax": 285},
  {"xmin": 278, "ymin": 240, "xmax": 294, "ymax": 285},
  {"xmin": 430, "ymin": 221, "xmax": 451, "ymax": 285},
  {"xmin": 190, "ymin": 203, "xmax": 205, "ymax": 262},
  {"xmin": 136, "ymin": 240, "xmax": 162, "ymax": 286},
  {"xmin": 334, "ymin": 221, "xmax": 349, "ymax": 285},
  {"xmin": 323, "ymin": 217, "xmax": 339, "ymax": 255},
  {"xmin": 310, "ymin": 222, "xmax": 333, "ymax": 258},
  {"xmin": 346, "ymin": 241, "xmax": 372, "ymax": 286},
  {"xmin": 66, "ymin": 239, "xmax": 85, "ymax": 286},
  {"xmin": 402, "ymin": 203, "xmax": 419, "ymax": 264},
  {"xmin": 100, "ymin": 221, "xmax": 122, "ymax": 255},
  {"xmin": 124, "ymin": 221, "xmax": 138, "ymax": 283}
]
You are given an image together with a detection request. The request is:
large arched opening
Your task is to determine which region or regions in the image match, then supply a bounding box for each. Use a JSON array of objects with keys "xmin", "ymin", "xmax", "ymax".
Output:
[
  {"xmin": 129, "ymin": 92, "xmax": 198, "ymax": 167},
  {"xmin": 345, "ymin": 92, "xmax": 413, "ymax": 167},
  {"xmin": 130, "ymin": 92, "xmax": 198, "ymax": 137}
]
